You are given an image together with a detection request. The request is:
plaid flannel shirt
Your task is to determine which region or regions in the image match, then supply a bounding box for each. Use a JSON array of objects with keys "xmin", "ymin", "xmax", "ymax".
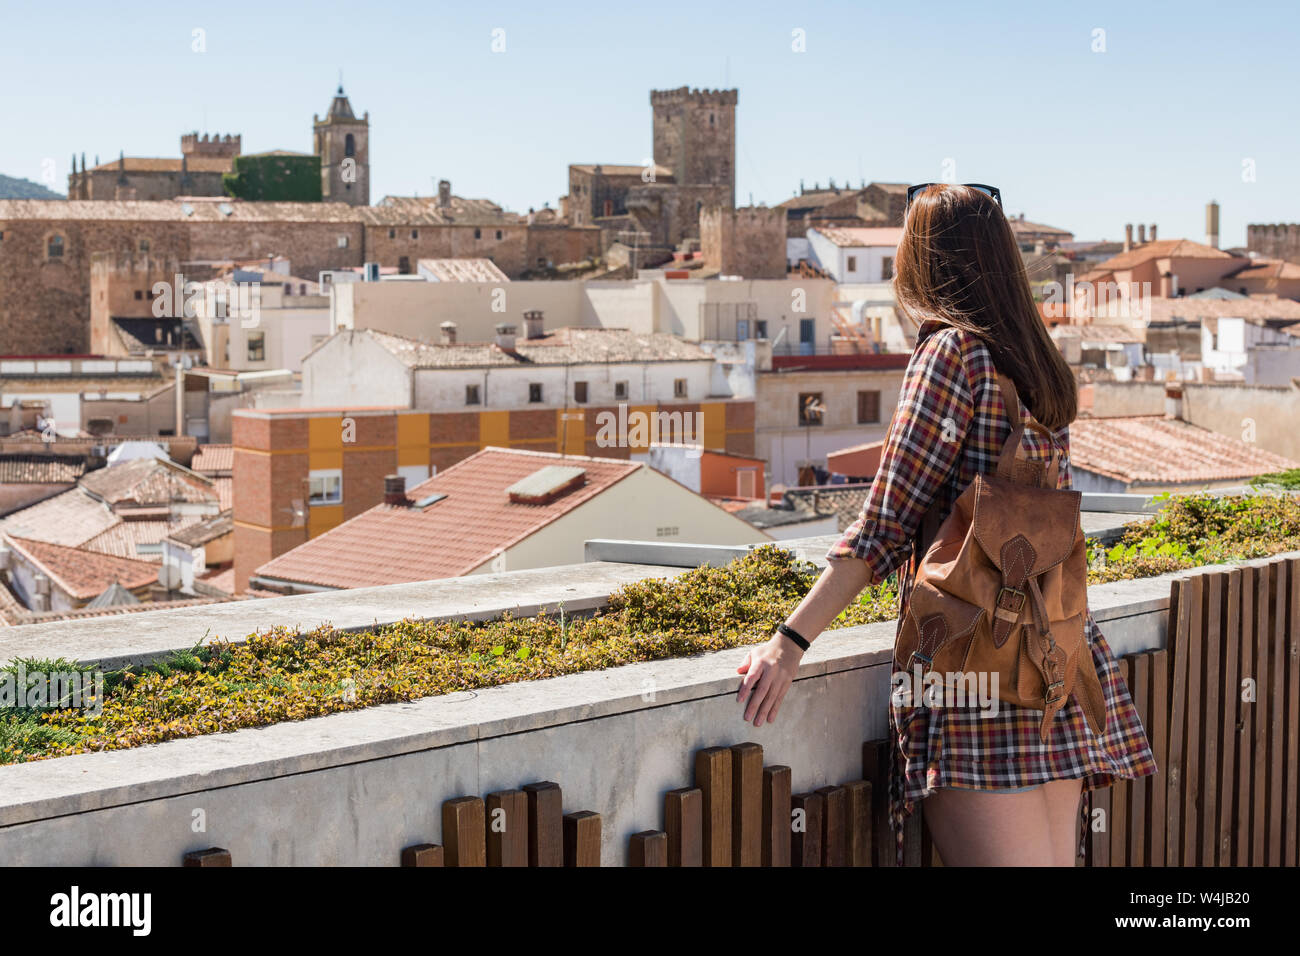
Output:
[{"xmin": 827, "ymin": 318, "xmax": 1071, "ymax": 581}]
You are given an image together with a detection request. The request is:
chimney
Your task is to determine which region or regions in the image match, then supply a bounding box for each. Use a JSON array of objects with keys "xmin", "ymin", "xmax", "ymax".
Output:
[
  {"xmin": 494, "ymin": 323, "xmax": 518, "ymax": 351},
  {"xmin": 1138, "ymin": 224, "xmax": 1147, "ymax": 244},
  {"xmin": 523, "ymin": 309, "xmax": 545, "ymax": 340},
  {"xmin": 1124, "ymin": 224, "xmax": 1133, "ymax": 253},
  {"xmin": 383, "ymin": 474, "xmax": 408, "ymax": 506},
  {"xmin": 1206, "ymin": 200, "xmax": 1220, "ymax": 249},
  {"xmin": 439, "ymin": 321, "xmax": 457, "ymax": 345},
  {"xmin": 1164, "ymin": 382, "xmax": 1184, "ymax": 421},
  {"xmin": 1149, "ymin": 223, "xmax": 1157, "ymax": 242},
  {"xmin": 437, "ymin": 179, "xmax": 452, "ymax": 208}
]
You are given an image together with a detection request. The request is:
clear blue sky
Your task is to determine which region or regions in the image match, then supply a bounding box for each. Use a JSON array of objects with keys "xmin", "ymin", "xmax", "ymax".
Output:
[{"xmin": 2, "ymin": 0, "xmax": 1296, "ymax": 247}]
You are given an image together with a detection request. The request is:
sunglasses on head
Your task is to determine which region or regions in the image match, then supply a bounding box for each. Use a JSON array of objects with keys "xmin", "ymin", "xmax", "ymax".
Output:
[{"xmin": 906, "ymin": 183, "xmax": 1003, "ymax": 210}]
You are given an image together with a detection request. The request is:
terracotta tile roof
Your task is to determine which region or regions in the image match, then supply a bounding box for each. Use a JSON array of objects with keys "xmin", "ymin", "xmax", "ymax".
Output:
[
  {"xmin": 0, "ymin": 483, "xmax": 74, "ymax": 517},
  {"xmin": 1068, "ymin": 416, "xmax": 1299, "ymax": 486},
  {"xmin": 1009, "ymin": 218, "xmax": 1074, "ymax": 237},
  {"xmin": 79, "ymin": 457, "xmax": 217, "ymax": 507},
  {"xmin": 166, "ymin": 511, "xmax": 232, "ymax": 548},
  {"xmin": 1094, "ymin": 239, "xmax": 1238, "ymax": 272},
  {"xmin": 813, "ymin": 226, "xmax": 904, "ymax": 248},
  {"xmin": 253, "ymin": 448, "xmax": 643, "ymax": 589},
  {"xmin": 4, "ymin": 535, "xmax": 158, "ymax": 600},
  {"xmin": 417, "ymin": 258, "xmax": 510, "ymax": 282},
  {"xmin": 9, "ymin": 594, "xmax": 232, "ymax": 626},
  {"xmin": 368, "ymin": 195, "xmax": 521, "ymax": 227},
  {"xmin": 1146, "ymin": 296, "xmax": 1300, "ymax": 324},
  {"xmin": 211, "ymin": 476, "xmax": 232, "ymax": 511},
  {"xmin": 1225, "ymin": 258, "xmax": 1300, "ymax": 280},
  {"xmin": 0, "ymin": 487, "xmax": 118, "ymax": 546},
  {"xmin": 0, "ymin": 455, "xmax": 87, "ymax": 483},
  {"xmin": 570, "ymin": 163, "xmax": 674, "ymax": 179},
  {"xmin": 362, "ymin": 327, "xmax": 713, "ymax": 368},
  {"xmin": 0, "ymin": 198, "xmax": 365, "ymax": 223},
  {"xmin": 782, "ymin": 484, "xmax": 874, "ymax": 532},
  {"xmin": 1050, "ymin": 324, "xmax": 1146, "ymax": 344},
  {"xmin": 191, "ymin": 444, "xmax": 233, "ymax": 474},
  {"xmin": 81, "ymin": 517, "xmax": 201, "ymax": 561}
]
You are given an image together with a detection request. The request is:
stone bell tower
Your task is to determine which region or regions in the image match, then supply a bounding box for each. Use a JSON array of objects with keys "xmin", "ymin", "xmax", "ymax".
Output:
[{"xmin": 313, "ymin": 85, "xmax": 369, "ymax": 206}]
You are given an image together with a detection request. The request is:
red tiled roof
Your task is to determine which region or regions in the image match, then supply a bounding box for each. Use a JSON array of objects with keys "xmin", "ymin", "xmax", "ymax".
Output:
[
  {"xmin": 4, "ymin": 535, "xmax": 158, "ymax": 600},
  {"xmin": 1068, "ymin": 416, "xmax": 1299, "ymax": 485},
  {"xmin": 79, "ymin": 456, "xmax": 217, "ymax": 507},
  {"xmin": 254, "ymin": 448, "xmax": 642, "ymax": 589},
  {"xmin": 192, "ymin": 444, "xmax": 233, "ymax": 474},
  {"xmin": 1094, "ymin": 239, "xmax": 1237, "ymax": 272}
]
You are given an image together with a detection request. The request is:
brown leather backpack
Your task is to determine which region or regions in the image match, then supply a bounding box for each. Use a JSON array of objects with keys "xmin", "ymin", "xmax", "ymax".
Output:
[{"xmin": 892, "ymin": 372, "xmax": 1107, "ymax": 742}]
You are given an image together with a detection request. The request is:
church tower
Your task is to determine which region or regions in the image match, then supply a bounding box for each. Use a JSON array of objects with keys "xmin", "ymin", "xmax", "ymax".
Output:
[{"xmin": 313, "ymin": 85, "xmax": 369, "ymax": 206}]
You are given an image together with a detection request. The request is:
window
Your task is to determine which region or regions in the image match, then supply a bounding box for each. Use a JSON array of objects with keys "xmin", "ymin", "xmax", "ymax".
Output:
[
  {"xmin": 736, "ymin": 468, "xmax": 756, "ymax": 499},
  {"xmin": 603, "ymin": 200, "xmax": 613, "ymax": 217},
  {"xmin": 344, "ymin": 133, "xmax": 356, "ymax": 158},
  {"xmin": 882, "ymin": 256, "xmax": 894, "ymax": 280},
  {"xmin": 614, "ymin": 380, "xmax": 629, "ymax": 401},
  {"xmin": 736, "ymin": 319, "xmax": 750, "ymax": 340},
  {"xmin": 674, "ymin": 378, "xmax": 688, "ymax": 398},
  {"xmin": 495, "ymin": 230, "xmax": 503, "ymax": 240},
  {"xmin": 528, "ymin": 383, "xmax": 543, "ymax": 403},
  {"xmin": 398, "ymin": 256, "xmax": 410, "ymax": 274},
  {"xmin": 299, "ymin": 283, "xmax": 307, "ymax": 295},
  {"xmin": 388, "ymin": 228, "xmax": 396, "ymax": 239},
  {"xmin": 138, "ymin": 239, "xmax": 150, "ymax": 253},
  {"xmin": 466, "ymin": 384, "xmax": 481, "ymax": 405},
  {"xmin": 47, "ymin": 235, "xmax": 64, "ymax": 259},
  {"xmin": 857, "ymin": 390, "xmax": 881, "ymax": 424},
  {"xmin": 411, "ymin": 229, "xmax": 419, "ymax": 239},
  {"xmin": 574, "ymin": 381, "xmax": 588, "ymax": 403},
  {"xmin": 337, "ymin": 235, "xmax": 349, "ymax": 248},
  {"xmin": 474, "ymin": 228, "xmax": 482, "ymax": 240},
  {"xmin": 847, "ymin": 255, "xmax": 857, "ymax": 272},
  {"xmin": 308, "ymin": 469, "xmax": 342, "ymax": 505},
  {"xmin": 247, "ymin": 331, "xmax": 266, "ymax": 362},
  {"xmin": 133, "ymin": 290, "xmax": 143, "ymax": 300},
  {"xmin": 798, "ymin": 392, "xmax": 825, "ymax": 426},
  {"xmin": 756, "ymin": 319, "xmax": 768, "ymax": 338}
]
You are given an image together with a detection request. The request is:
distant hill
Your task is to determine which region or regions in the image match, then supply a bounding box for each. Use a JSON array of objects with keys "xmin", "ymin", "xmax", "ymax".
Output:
[{"xmin": 0, "ymin": 173, "xmax": 64, "ymax": 200}]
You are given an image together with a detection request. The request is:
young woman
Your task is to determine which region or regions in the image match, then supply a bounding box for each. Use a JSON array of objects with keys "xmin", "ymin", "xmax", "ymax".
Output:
[{"xmin": 736, "ymin": 183, "xmax": 1157, "ymax": 866}]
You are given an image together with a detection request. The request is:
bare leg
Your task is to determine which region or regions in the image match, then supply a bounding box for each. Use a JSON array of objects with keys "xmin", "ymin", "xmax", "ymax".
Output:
[
  {"xmin": 1042, "ymin": 777, "xmax": 1085, "ymax": 866},
  {"xmin": 922, "ymin": 786, "xmax": 1056, "ymax": 866}
]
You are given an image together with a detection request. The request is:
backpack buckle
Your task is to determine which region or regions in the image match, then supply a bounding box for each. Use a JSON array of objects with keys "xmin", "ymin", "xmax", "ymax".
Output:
[
  {"xmin": 994, "ymin": 586, "xmax": 1026, "ymax": 624},
  {"xmin": 1044, "ymin": 680, "xmax": 1066, "ymax": 705}
]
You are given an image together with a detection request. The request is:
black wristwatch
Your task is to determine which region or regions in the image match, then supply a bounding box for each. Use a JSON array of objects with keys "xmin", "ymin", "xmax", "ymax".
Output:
[{"xmin": 777, "ymin": 622, "xmax": 810, "ymax": 651}]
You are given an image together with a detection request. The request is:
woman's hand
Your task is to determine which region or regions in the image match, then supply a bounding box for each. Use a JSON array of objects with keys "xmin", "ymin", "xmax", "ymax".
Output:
[{"xmin": 736, "ymin": 634, "xmax": 803, "ymax": 727}]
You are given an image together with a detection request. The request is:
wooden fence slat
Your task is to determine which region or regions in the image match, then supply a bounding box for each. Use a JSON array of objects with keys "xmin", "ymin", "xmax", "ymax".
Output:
[
  {"xmin": 1091, "ymin": 783, "xmax": 1112, "ymax": 867},
  {"xmin": 1130, "ymin": 653, "xmax": 1150, "ymax": 867},
  {"xmin": 522, "ymin": 781, "xmax": 564, "ymax": 868},
  {"xmin": 1252, "ymin": 562, "xmax": 1271, "ymax": 866},
  {"xmin": 1217, "ymin": 569, "xmax": 1242, "ymax": 866},
  {"xmin": 861, "ymin": 740, "xmax": 893, "ymax": 867},
  {"xmin": 664, "ymin": 787, "xmax": 703, "ymax": 867},
  {"xmin": 1111, "ymin": 656, "xmax": 1132, "ymax": 866},
  {"xmin": 1148, "ymin": 649, "xmax": 1169, "ymax": 866},
  {"xmin": 1286, "ymin": 558, "xmax": 1300, "ymax": 867},
  {"xmin": 791, "ymin": 792, "xmax": 824, "ymax": 867},
  {"xmin": 1181, "ymin": 576, "xmax": 1205, "ymax": 866},
  {"xmin": 1267, "ymin": 560, "xmax": 1287, "ymax": 865},
  {"xmin": 442, "ymin": 796, "xmax": 486, "ymax": 867},
  {"xmin": 694, "ymin": 747, "xmax": 733, "ymax": 867},
  {"xmin": 761, "ymin": 766, "xmax": 792, "ymax": 868},
  {"xmin": 1200, "ymin": 572, "xmax": 1224, "ymax": 866},
  {"xmin": 182, "ymin": 847, "xmax": 231, "ymax": 867},
  {"xmin": 815, "ymin": 785, "xmax": 847, "ymax": 867},
  {"xmin": 400, "ymin": 844, "xmax": 443, "ymax": 867},
  {"xmin": 563, "ymin": 811, "xmax": 601, "ymax": 867},
  {"xmin": 843, "ymin": 779, "xmax": 873, "ymax": 867},
  {"xmin": 629, "ymin": 830, "xmax": 667, "ymax": 867},
  {"xmin": 1236, "ymin": 566, "xmax": 1256, "ymax": 866},
  {"xmin": 486, "ymin": 789, "xmax": 529, "ymax": 867},
  {"xmin": 1165, "ymin": 576, "xmax": 1192, "ymax": 866},
  {"xmin": 730, "ymin": 743, "xmax": 763, "ymax": 867}
]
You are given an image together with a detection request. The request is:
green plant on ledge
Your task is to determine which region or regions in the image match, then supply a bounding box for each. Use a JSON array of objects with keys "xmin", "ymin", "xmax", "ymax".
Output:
[{"xmin": 2, "ymin": 493, "xmax": 1298, "ymax": 765}]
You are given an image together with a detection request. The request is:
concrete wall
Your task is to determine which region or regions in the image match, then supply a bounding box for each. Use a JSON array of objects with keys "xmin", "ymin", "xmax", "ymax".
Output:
[
  {"xmin": 0, "ymin": 540, "xmax": 1237, "ymax": 866},
  {"xmin": 1182, "ymin": 381, "xmax": 1300, "ymax": 461}
]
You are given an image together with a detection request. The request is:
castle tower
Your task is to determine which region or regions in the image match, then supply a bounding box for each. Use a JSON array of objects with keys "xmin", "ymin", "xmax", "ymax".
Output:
[
  {"xmin": 313, "ymin": 85, "xmax": 369, "ymax": 206},
  {"xmin": 651, "ymin": 86, "xmax": 737, "ymax": 207}
]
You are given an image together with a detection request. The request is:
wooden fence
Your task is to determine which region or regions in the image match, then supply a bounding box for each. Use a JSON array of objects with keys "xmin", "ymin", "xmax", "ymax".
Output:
[{"xmin": 180, "ymin": 553, "xmax": 1299, "ymax": 867}]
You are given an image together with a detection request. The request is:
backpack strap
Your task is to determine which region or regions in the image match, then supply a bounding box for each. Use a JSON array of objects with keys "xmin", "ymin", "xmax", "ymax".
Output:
[{"xmin": 995, "ymin": 373, "xmax": 1061, "ymax": 485}]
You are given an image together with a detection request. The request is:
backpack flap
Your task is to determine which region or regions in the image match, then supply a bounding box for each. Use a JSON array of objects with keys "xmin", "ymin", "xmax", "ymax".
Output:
[{"xmin": 893, "ymin": 578, "xmax": 986, "ymax": 677}]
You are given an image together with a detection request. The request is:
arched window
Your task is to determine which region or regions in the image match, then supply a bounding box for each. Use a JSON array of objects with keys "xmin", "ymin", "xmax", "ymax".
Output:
[
  {"xmin": 345, "ymin": 134, "xmax": 356, "ymax": 158},
  {"xmin": 47, "ymin": 235, "xmax": 64, "ymax": 259}
]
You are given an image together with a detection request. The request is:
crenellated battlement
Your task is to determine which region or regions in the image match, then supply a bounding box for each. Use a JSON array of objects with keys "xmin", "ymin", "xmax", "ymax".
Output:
[
  {"xmin": 180, "ymin": 132, "xmax": 242, "ymax": 158},
  {"xmin": 650, "ymin": 86, "xmax": 738, "ymax": 108}
]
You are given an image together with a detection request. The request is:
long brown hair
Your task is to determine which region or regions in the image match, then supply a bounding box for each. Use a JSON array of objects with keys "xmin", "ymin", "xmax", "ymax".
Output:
[{"xmin": 894, "ymin": 184, "xmax": 1076, "ymax": 429}]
